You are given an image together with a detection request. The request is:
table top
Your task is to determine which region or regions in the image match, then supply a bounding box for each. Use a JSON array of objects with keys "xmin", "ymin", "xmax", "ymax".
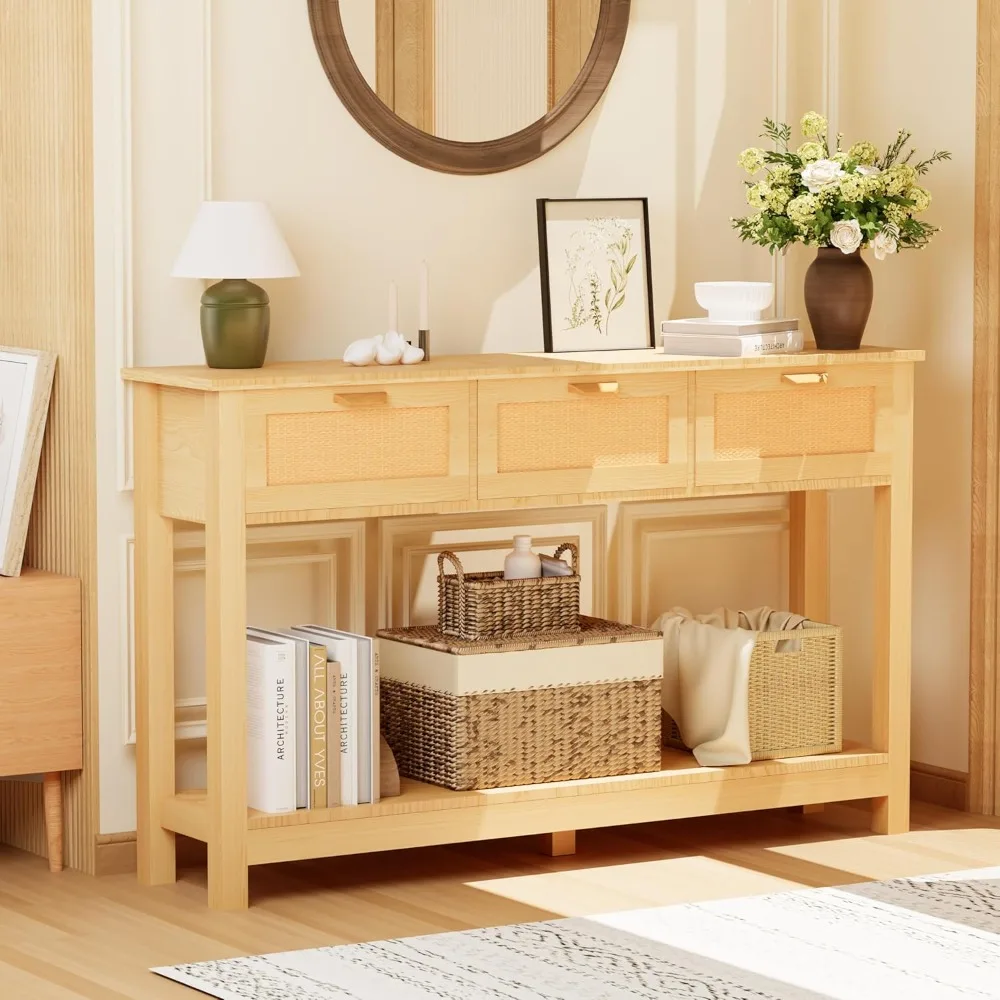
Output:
[{"xmin": 121, "ymin": 346, "xmax": 925, "ymax": 392}]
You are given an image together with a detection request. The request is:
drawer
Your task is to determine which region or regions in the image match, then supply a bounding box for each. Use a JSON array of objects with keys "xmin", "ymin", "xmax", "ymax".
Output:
[
  {"xmin": 245, "ymin": 382, "xmax": 471, "ymax": 513},
  {"xmin": 477, "ymin": 374, "xmax": 688, "ymax": 500},
  {"xmin": 694, "ymin": 365, "xmax": 895, "ymax": 487}
]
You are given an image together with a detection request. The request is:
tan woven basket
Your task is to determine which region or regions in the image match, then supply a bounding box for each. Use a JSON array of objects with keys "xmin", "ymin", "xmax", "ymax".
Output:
[
  {"xmin": 664, "ymin": 621, "xmax": 843, "ymax": 760},
  {"xmin": 379, "ymin": 616, "xmax": 662, "ymax": 790},
  {"xmin": 437, "ymin": 543, "xmax": 581, "ymax": 642}
]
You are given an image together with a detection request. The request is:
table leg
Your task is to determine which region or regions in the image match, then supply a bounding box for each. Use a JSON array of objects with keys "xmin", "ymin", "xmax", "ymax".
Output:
[
  {"xmin": 43, "ymin": 772, "xmax": 63, "ymax": 872},
  {"xmin": 135, "ymin": 383, "xmax": 177, "ymax": 886},
  {"xmin": 205, "ymin": 392, "xmax": 249, "ymax": 910},
  {"xmin": 543, "ymin": 831, "xmax": 577, "ymax": 857}
]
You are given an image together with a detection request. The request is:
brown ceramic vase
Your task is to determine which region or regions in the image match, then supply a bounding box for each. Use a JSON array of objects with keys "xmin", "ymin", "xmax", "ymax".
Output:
[{"xmin": 803, "ymin": 247, "xmax": 873, "ymax": 350}]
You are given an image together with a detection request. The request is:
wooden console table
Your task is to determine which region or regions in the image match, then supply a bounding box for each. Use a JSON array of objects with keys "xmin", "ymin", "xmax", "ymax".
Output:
[{"xmin": 124, "ymin": 347, "xmax": 920, "ymax": 910}]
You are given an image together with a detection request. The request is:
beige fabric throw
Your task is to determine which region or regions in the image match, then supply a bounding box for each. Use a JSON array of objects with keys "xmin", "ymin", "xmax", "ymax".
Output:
[{"xmin": 652, "ymin": 607, "xmax": 809, "ymax": 766}]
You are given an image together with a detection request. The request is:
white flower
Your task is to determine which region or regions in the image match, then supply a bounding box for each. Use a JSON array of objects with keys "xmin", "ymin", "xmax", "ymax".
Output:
[
  {"xmin": 801, "ymin": 158, "xmax": 847, "ymax": 193},
  {"xmin": 830, "ymin": 219, "xmax": 864, "ymax": 254},
  {"xmin": 872, "ymin": 224, "xmax": 899, "ymax": 261},
  {"xmin": 855, "ymin": 164, "xmax": 881, "ymax": 177}
]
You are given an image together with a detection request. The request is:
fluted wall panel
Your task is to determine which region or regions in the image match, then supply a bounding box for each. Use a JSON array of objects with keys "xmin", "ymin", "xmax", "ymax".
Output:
[{"xmin": 0, "ymin": 0, "xmax": 98, "ymax": 873}]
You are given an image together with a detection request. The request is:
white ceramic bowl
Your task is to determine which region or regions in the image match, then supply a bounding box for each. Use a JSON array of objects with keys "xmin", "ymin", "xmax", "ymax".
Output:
[{"xmin": 694, "ymin": 281, "xmax": 774, "ymax": 322}]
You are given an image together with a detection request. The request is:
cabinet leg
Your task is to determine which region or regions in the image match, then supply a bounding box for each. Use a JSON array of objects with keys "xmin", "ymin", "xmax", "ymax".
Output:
[
  {"xmin": 788, "ymin": 490, "xmax": 829, "ymax": 621},
  {"xmin": 42, "ymin": 773, "xmax": 63, "ymax": 872},
  {"xmin": 871, "ymin": 381, "xmax": 914, "ymax": 836},
  {"xmin": 544, "ymin": 831, "xmax": 576, "ymax": 857},
  {"xmin": 134, "ymin": 383, "xmax": 177, "ymax": 886},
  {"xmin": 205, "ymin": 392, "xmax": 249, "ymax": 910}
]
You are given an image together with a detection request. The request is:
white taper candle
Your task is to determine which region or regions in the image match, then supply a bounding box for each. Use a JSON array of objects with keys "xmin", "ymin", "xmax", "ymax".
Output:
[{"xmin": 419, "ymin": 260, "xmax": 429, "ymax": 331}]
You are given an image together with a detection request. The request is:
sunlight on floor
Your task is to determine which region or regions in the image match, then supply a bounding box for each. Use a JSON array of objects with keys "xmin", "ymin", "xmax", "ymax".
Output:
[{"xmin": 464, "ymin": 854, "xmax": 808, "ymax": 918}]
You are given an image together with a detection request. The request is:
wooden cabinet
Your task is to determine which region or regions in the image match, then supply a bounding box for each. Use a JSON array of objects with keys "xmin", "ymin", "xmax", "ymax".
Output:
[
  {"xmin": 477, "ymin": 373, "xmax": 688, "ymax": 500},
  {"xmin": 694, "ymin": 365, "xmax": 897, "ymax": 488},
  {"xmin": 243, "ymin": 382, "xmax": 472, "ymax": 514},
  {"xmin": 0, "ymin": 569, "xmax": 82, "ymax": 872}
]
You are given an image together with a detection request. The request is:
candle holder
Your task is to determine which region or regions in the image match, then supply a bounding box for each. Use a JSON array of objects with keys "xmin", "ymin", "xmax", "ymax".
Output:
[{"xmin": 418, "ymin": 329, "xmax": 431, "ymax": 362}]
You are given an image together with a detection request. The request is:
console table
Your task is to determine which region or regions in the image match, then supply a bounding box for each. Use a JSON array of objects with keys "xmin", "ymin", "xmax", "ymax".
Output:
[{"xmin": 124, "ymin": 347, "xmax": 920, "ymax": 910}]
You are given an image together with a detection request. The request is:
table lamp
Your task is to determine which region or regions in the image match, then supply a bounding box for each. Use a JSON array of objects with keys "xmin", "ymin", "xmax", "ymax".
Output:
[{"xmin": 171, "ymin": 201, "xmax": 300, "ymax": 369}]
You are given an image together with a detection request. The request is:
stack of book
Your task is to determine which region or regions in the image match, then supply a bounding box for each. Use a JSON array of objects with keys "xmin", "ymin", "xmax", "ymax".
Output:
[
  {"xmin": 660, "ymin": 318, "xmax": 803, "ymax": 357},
  {"xmin": 244, "ymin": 624, "xmax": 379, "ymax": 814}
]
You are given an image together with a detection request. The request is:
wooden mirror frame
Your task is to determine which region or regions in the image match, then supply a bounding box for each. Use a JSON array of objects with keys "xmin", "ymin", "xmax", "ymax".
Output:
[{"xmin": 307, "ymin": 0, "xmax": 632, "ymax": 175}]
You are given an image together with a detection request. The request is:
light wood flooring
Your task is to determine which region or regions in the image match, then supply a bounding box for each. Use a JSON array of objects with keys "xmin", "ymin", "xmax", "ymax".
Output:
[{"xmin": 1, "ymin": 802, "xmax": 998, "ymax": 999}]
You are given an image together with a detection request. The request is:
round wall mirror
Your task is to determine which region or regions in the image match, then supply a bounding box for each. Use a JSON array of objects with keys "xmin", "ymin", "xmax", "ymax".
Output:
[{"xmin": 308, "ymin": 0, "xmax": 632, "ymax": 175}]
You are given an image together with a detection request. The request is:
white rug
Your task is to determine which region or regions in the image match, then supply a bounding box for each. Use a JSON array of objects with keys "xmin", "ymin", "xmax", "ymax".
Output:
[{"xmin": 154, "ymin": 866, "xmax": 1000, "ymax": 999}]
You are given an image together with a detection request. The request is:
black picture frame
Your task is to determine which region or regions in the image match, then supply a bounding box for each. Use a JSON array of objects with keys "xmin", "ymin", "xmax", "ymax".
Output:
[{"xmin": 537, "ymin": 197, "xmax": 655, "ymax": 353}]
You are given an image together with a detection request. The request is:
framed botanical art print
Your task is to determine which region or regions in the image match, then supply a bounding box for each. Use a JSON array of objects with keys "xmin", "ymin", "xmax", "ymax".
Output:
[
  {"xmin": 537, "ymin": 197, "xmax": 655, "ymax": 352},
  {"xmin": 0, "ymin": 347, "xmax": 56, "ymax": 576}
]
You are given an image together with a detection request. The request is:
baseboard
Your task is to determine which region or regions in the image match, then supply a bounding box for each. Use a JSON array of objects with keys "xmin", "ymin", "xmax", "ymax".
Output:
[
  {"xmin": 95, "ymin": 831, "xmax": 205, "ymax": 876},
  {"xmin": 911, "ymin": 761, "xmax": 969, "ymax": 811}
]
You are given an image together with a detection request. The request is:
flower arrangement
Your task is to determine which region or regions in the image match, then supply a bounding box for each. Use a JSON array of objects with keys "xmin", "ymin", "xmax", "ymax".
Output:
[{"xmin": 732, "ymin": 112, "xmax": 949, "ymax": 259}]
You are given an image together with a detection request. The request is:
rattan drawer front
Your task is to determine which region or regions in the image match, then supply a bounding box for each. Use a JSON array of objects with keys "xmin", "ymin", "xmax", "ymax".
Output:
[
  {"xmin": 478, "ymin": 374, "xmax": 688, "ymax": 500},
  {"xmin": 244, "ymin": 383, "xmax": 471, "ymax": 512},
  {"xmin": 695, "ymin": 365, "xmax": 895, "ymax": 487}
]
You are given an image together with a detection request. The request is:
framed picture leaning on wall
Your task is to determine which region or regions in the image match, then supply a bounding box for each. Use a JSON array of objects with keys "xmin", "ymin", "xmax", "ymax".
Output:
[
  {"xmin": 0, "ymin": 347, "xmax": 56, "ymax": 576},
  {"xmin": 537, "ymin": 197, "xmax": 655, "ymax": 353}
]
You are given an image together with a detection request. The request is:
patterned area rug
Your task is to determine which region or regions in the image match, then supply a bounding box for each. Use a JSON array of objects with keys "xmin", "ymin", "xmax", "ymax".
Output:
[{"xmin": 154, "ymin": 866, "xmax": 1000, "ymax": 999}]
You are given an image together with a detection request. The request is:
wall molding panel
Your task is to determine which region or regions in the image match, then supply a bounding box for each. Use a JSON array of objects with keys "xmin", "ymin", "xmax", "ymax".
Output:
[{"xmin": 122, "ymin": 522, "xmax": 365, "ymax": 745}]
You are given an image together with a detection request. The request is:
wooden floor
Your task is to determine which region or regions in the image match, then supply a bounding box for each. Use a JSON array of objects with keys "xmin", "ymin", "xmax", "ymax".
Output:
[{"xmin": 1, "ymin": 802, "xmax": 998, "ymax": 999}]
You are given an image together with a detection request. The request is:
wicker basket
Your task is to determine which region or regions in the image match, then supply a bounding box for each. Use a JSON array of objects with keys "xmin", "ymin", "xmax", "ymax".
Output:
[
  {"xmin": 437, "ymin": 543, "xmax": 581, "ymax": 642},
  {"xmin": 378, "ymin": 616, "xmax": 662, "ymax": 790},
  {"xmin": 664, "ymin": 621, "xmax": 842, "ymax": 760}
]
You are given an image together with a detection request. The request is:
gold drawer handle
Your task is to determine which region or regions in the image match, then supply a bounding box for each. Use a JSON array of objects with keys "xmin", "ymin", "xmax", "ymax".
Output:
[
  {"xmin": 334, "ymin": 391, "xmax": 389, "ymax": 407},
  {"xmin": 569, "ymin": 381, "xmax": 619, "ymax": 395},
  {"xmin": 782, "ymin": 372, "xmax": 828, "ymax": 385}
]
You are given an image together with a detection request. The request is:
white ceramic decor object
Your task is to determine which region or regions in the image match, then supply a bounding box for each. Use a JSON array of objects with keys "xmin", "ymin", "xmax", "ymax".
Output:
[
  {"xmin": 401, "ymin": 343, "xmax": 425, "ymax": 364},
  {"xmin": 694, "ymin": 281, "xmax": 774, "ymax": 322},
  {"xmin": 503, "ymin": 535, "xmax": 542, "ymax": 580},
  {"xmin": 376, "ymin": 330, "xmax": 406, "ymax": 365},
  {"xmin": 343, "ymin": 338, "xmax": 377, "ymax": 366}
]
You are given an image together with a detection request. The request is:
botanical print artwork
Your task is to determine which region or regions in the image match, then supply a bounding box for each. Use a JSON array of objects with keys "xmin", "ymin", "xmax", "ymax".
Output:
[
  {"xmin": 0, "ymin": 359, "xmax": 27, "ymax": 524},
  {"xmin": 539, "ymin": 199, "xmax": 653, "ymax": 353},
  {"xmin": 563, "ymin": 217, "xmax": 636, "ymax": 338}
]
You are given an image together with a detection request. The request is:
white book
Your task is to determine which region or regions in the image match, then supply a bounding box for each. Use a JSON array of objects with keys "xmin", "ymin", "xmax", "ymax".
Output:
[
  {"xmin": 295, "ymin": 626, "xmax": 378, "ymax": 805},
  {"xmin": 292, "ymin": 627, "xmax": 360, "ymax": 807},
  {"xmin": 661, "ymin": 329, "xmax": 804, "ymax": 357},
  {"xmin": 245, "ymin": 634, "xmax": 296, "ymax": 815},
  {"xmin": 247, "ymin": 628, "xmax": 311, "ymax": 809},
  {"xmin": 661, "ymin": 317, "xmax": 800, "ymax": 336}
]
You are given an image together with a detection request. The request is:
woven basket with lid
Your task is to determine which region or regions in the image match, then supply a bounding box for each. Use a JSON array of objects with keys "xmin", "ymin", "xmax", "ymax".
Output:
[{"xmin": 437, "ymin": 542, "xmax": 580, "ymax": 641}]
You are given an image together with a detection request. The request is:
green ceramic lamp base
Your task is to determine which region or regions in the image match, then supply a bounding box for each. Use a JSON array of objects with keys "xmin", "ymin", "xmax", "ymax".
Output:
[{"xmin": 200, "ymin": 278, "xmax": 270, "ymax": 369}]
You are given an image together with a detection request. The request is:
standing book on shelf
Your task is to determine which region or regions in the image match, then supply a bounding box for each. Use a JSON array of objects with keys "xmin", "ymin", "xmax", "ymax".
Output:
[
  {"xmin": 292, "ymin": 626, "xmax": 361, "ymax": 806},
  {"xmin": 245, "ymin": 634, "xmax": 296, "ymax": 814},
  {"xmin": 309, "ymin": 644, "xmax": 329, "ymax": 809},
  {"xmin": 247, "ymin": 628, "xmax": 310, "ymax": 808}
]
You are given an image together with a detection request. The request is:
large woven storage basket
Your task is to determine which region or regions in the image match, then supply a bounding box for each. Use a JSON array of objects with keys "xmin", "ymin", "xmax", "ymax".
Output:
[
  {"xmin": 437, "ymin": 543, "xmax": 580, "ymax": 642},
  {"xmin": 378, "ymin": 616, "xmax": 662, "ymax": 790},
  {"xmin": 664, "ymin": 621, "xmax": 843, "ymax": 760}
]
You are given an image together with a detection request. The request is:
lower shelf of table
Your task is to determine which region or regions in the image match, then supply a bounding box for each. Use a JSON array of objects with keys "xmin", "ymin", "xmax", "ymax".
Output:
[{"xmin": 161, "ymin": 744, "xmax": 889, "ymax": 867}]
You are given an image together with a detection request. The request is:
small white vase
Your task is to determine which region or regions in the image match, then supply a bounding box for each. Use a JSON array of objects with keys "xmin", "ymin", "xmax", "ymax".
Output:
[{"xmin": 504, "ymin": 535, "xmax": 541, "ymax": 580}]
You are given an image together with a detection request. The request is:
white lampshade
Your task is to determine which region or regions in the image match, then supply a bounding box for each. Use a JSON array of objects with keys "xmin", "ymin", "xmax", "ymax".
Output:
[{"xmin": 171, "ymin": 201, "xmax": 300, "ymax": 280}]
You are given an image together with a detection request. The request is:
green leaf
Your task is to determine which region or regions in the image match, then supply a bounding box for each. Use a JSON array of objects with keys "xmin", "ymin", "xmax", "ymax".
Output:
[
  {"xmin": 604, "ymin": 287, "xmax": 613, "ymax": 309},
  {"xmin": 625, "ymin": 254, "xmax": 637, "ymax": 274}
]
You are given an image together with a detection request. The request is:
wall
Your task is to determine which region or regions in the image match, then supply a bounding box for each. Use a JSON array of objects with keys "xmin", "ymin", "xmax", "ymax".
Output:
[
  {"xmin": 0, "ymin": 0, "xmax": 98, "ymax": 872},
  {"xmin": 829, "ymin": 0, "xmax": 976, "ymax": 772},
  {"xmin": 97, "ymin": 0, "xmax": 970, "ymax": 834}
]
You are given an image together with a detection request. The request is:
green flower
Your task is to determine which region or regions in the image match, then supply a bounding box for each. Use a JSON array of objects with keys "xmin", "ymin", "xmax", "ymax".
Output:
[
  {"xmin": 796, "ymin": 141, "xmax": 826, "ymax": 163},
  {"xmin": 884, "ymin": 203, "xmax": 909, "ymax": 226},
  {"xmin": 849, "ymin": 140, "xmax": 879, "ymax": 165},
  {"xmin": 908, "ymin": 186, "xmax": 932, "ymax": 212},
  {"xmin": 738, "ymin": 147, "xmax": 766, "ymax": 174},
  {"xmin": 800, "ymin": 111, "xmax": 828, "ymax": 139},
  {"xmin": 884, "ymin": 164, "xmax": 918, "ymax": 195},
  {"xmin": 767, "ymin": 186, "xmax": 791, "ymax": 212},
  {"xmin": 787, "ymin": 193, "xmax": 820, "ymax": 225},
  {"xmin": 839, "ymin": 175, "xmax": 865, "ymax": 201},
  {"xmin": 768, "ymin": 165, "xmax": 793, "ymax": 187},
  {"xmin": 746, "ymin": 183, "xmax": 768, "ymax": 209}
]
